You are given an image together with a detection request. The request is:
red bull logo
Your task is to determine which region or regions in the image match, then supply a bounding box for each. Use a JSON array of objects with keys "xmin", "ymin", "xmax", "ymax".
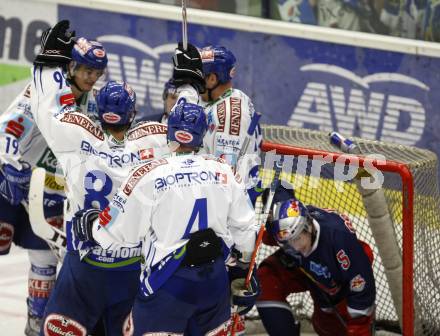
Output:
[{"xmin": 287, "ymin": 201, "xmax": 300, "ymax": 218}]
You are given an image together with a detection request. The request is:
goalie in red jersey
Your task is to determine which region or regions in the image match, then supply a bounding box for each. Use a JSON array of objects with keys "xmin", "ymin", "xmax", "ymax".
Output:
[{"xmin": 256, "ymin": 190, "xmax": 376, "ymax": 336}]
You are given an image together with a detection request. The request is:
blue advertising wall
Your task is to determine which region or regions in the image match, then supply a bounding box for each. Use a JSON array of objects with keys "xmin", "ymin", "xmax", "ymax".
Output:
[{"xmin": 60, "ymin": 5, "xmax": 440, "ymax": 161}]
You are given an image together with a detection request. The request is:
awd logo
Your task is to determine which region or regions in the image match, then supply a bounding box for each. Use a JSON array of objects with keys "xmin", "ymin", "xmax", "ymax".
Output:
[
  {"xmin": 288, "ymin": 64, "xmax": 428, "ymax": 146},
  {"xmin": 96, "ymin": 35, "xmax": 175, "ymax": 117}
]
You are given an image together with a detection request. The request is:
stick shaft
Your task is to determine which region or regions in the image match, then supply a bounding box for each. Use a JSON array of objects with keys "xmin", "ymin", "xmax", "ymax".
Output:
[{"xmin": 182, "ymin": 0, "xmax": 188, "ymax": 50}]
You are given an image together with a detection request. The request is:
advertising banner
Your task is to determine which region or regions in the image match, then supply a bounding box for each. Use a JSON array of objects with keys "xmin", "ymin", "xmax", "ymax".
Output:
[{"xmin": 61, "ymin": 5, "xmax": 440, "ymax": 160}]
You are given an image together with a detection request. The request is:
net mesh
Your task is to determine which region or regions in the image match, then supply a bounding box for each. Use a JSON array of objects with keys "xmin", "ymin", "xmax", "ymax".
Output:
[{"xmin": 249, "ymin": 125, "xmax": 440, "ymax": 335}]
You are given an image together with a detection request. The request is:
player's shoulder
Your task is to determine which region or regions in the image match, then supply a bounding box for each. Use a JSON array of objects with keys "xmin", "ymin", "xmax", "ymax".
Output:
[
  {"xmin": 59, "ymin": 111, "xmax": 105, "ymax": 140},
  {"xmin": 309, "ymin": 207, "xmax": 356, "ymax": 236},
  {"xmin": 123, "ymin": 158, "xmax": 169, "ymax": 195},
  {"xmin": 230, "ymin": 88, "xmax": 252, "ymax": 101},
  {"xmin": 127, "ymin": 121, "xmax": 167, "ymax": 141}
]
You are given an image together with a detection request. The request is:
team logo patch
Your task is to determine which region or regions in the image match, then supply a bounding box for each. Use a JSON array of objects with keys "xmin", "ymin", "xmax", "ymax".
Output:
[
  {"xmin": 201, "ymin": 49, "xmax": 215, "ymax": 62},
  {"xmin": 93, "ymin": 48, "xmax": 106, "ymax": 58},
  {"xmin": 43, "ymin": 313, "xmax": 86, "ymax": 336},
  {"xmin": 102, "ymin": 112, "xmax": 121, "ymax": 124},
  {"xmin": 286, "ymin": 201, "xmax": 300, "ymax": 218},
  {"xmin": 350, "ymin": 274, "xmax": 366, "ymax": 292},
  {"xmin": 5, "ymin": 118, "xmax": 25, "ymax": 138},
  {"xmin": 175, "ymin": 130, "xmax": 193, "ymax": 144},
  {"xmin": 0, "ymin": 222, "xmax": 14, "ymax": 252},
  {"xmin": 139, "ymin": 148, "xmax": 155, "ymax": 160}
]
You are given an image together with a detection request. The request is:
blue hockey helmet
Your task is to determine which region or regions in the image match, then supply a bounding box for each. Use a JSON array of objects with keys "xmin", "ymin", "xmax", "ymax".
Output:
[
  {"xmin": 72, "ymin": 37, "xmax": 108, "ymax": 70},
  {"xmin": 97, "ymin": 81, "xmax": 136, "ymax": 126},
  {"xmin": 167, "ymin": 102, "xmax": 207, "ymax": 148},
  {"xmin": 271, "ymin": 197, "xmax": 311, "ymax": 243},
  {"xmin": 200, "ymin": 46, "xmax": 236, "ymax": 84}
]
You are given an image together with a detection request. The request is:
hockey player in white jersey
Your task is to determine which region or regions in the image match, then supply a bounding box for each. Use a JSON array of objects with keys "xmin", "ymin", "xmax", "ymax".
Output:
[
  {"xmin": 29, "ymin": 20, "xmax": 169, "ymax": 336},
  {"xmin": 72, "ymin": 101, "xmax": 260, "ymax": 335},
  {"xmin": 171, "ymin": 44, "xmax": 262, "ymax": 206},
  {"xmin": 199, "ymin": 45, "xmax": 262, "ymax": 204},
  {"xmin": 0, "ymin": 33, "xmax": 107, "ymax": 335}
]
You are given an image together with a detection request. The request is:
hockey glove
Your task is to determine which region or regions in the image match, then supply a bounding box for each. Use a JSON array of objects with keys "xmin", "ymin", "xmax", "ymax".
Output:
[
  {"xmin": 72, "ymin": 208, "xmax": 100, "ymax": 242},
  {"xmin": 346, "ymin": 314, "xmax": 374, "ymax": 336},
  {"xmin": 229, "ymin": 263, "xmax": 261, "ymax": 315},
  {"xmin": 172, "ymin": 42, "xmax": 206, "ymax": 94},
  {"xmin": 34, "ymin": 20, "xmax": 75, "ymax": 66},
  {"xmin": 0, "ymin": 163, "xmax": 32, "ymax": 206}
]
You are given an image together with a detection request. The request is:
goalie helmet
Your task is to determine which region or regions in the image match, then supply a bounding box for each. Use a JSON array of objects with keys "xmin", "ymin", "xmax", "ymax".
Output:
[
  {"xmin": 200, "ymin": 46, "xmax": 236, "ymax": 84},
  {"xmin": 71, "ymin": 37, "xmax": 108, "ymax": 70},
  {"xmin": 167, "ymin": 102, "xmax": 207, "ymax": 148},
  {"xmin": 96, "ymin": 81, "xmax": 136, "ymax": 126},
  {"xmin": 271, "ymin": 197, "xmax": 311, "ymax": 243}
]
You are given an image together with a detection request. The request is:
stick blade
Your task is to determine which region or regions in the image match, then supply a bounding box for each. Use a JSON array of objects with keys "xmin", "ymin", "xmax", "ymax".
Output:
[{"xmin": 28, "ymin": 168, "xmax": 53, "ymax": 240}]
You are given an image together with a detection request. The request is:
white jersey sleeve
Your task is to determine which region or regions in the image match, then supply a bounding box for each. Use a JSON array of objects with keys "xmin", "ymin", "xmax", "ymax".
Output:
[
  {"xmin": 202, "ymin": 88, "xmax": 262, "ymax": 188},
  {"xmin": 172, "ymin": 84, "xmax": 200, "ymax": 108},
  {"xmin": 30, "ymin": 65, "xmax": 95, "ymax": 153}
]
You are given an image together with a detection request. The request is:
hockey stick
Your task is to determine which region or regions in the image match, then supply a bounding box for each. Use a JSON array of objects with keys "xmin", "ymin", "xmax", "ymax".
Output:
[
  {"xmin": 28, "ymin": 167, "xmax": 66, "ymax": 259},
  {"xmin": 231, "ymin": 153, "xmax": 284, "ymax": 335},
  {"xmin": 181, "ymin": 0, "xmax": 188, "ymax": 51},
  {"xmin": 237, "ymin": 112, "xmax": 261, "ymax": 165}
]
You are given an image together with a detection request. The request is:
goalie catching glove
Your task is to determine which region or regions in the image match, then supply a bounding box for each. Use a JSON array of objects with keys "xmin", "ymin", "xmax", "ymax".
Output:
[
  {"xmin": 172, "ymin": 42, "xmax": 206, "ymax": 94},
  {"xmin": 34, "ymin": 20, "xmax": 76, "ymax": 66},
  {"xmin": 228, "ymin": 261, "xmax": 260, "ymax": 315},
  {"xmin": 72, "ymin": 208, "xmax": 100, "ymax": 242}
]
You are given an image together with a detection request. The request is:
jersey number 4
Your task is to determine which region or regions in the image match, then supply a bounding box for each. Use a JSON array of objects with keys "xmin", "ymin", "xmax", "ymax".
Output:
[{"xmin": 182, "ymin": 198, "xmax": 208, "ymax": 239}]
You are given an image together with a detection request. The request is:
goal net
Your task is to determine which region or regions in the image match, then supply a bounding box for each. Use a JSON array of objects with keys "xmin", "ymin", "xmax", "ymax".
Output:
[{"xmin": 250, "ymin": 125, "xmax": 440, "ymax": 336}]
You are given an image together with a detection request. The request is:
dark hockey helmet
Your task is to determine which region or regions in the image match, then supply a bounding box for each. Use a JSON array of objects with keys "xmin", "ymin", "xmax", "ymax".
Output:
[
  {"xmin": 167, "ymin": 101, "xmax": 207, "ymax": 148},
  {"xmin": 200, "ymin": 46, "xmax": 236, "ymax": 84},
  {"xmin": 271, "ymin": 197, "xmax": 310, "ymax": 243},
  {"xmin": 71, "ymin": 37, "xmax": 108, "ymax": 70},
  {"xmin": 96, "ymin": 81, "xmax": 136, "ymax": 126}
]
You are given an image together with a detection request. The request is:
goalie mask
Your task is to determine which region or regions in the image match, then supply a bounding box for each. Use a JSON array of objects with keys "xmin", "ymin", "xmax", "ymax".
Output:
[
  {"xmin": 271, "ymin": 197, "xmax": 311, "ymax": 244},
  {"xmin": 167, "ymin": 102, "xmax": 207, "ymax": 148},
  {"xmin": 200, "ymin": 46, "xmax": 236, "ymax": 84},
  {"xmin": 97, "ymin": 81, "xmax": 136, "ymax": 126}
]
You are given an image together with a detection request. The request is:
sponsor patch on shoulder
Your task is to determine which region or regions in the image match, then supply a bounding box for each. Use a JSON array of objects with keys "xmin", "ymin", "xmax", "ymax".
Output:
[
  {"xmin": 350, "ymin": 274, "xmax": 366, "ymax": 292},
  {"xmin": 123, "ymin": 158, "xmax": 168, "ymax": 195},
  {"xmin": 60, "ymin": 113, "xmax": 104, "ymax": 140}
]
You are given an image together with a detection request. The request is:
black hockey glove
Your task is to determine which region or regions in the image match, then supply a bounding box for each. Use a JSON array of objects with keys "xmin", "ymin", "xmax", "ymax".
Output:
[
  {"xmin": 228, "ymin": 262, "xmax": 261, "ymax": 316},
  {"xmin": 72, "ymin": 208, "xmax": 100, "ymax": 242},
  {"xmin": 172, "ymin": 42, "xmax": 206, "ymax": 94},
  {"xmin": 34, "ymin": 20, "xmax": 76, "ymax": 66}
]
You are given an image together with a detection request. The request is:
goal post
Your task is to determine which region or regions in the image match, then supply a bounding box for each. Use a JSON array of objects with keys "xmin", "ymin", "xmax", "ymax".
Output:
[{"xmin": 252, "ymin": 125, "xmax": 440, "ymax": 336}]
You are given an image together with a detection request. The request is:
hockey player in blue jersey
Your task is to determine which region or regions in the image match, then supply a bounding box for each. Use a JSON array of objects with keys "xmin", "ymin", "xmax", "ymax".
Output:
[
  {"xmin": 72, "ymin": 102, "xmax": 260, "ymax": 335},
  {"xmin": 256, "ymin": 196, "xmax": 376, "ymax": 336}
]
